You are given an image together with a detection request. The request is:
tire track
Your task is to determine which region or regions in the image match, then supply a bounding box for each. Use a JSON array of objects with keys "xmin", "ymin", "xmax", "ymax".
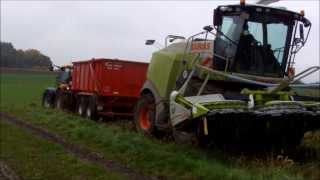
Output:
[
  {"xmin": 0, "ymin": 161, "xmax": 20, "ymax": 180},
  {"xmin": 0, "ymin": 112, "xmax": 156, "ymax": 180}
]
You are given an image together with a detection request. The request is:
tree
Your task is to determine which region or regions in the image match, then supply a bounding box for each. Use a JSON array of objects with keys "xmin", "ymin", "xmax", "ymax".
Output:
[
  {"xmin": 0, "ymin": 41, "xmax": 52, "ymax": 69},
  {"xmin": 0, "ymin": 42, "xmax": 17, "ymax": 67}
]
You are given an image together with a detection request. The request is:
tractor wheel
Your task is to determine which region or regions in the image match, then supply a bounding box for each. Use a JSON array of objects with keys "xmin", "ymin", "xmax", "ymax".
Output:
[
  {"xmin": 42, "ymin": 92, "xmax": 53, "ymax": 108},
  {"xmin": 86, "ymin": 96, "xmax": 98, "ymax": 120},
  {"xmin": 134, "ymin": 93, "xmax": 156, "ymax": 136},
  {"xmin": 55, "ymin": 92, "xmax": 64, "ymax": 110},
  {"xmin": 76, "ymin": 96, "xmax": 87, "ymax": 117}
]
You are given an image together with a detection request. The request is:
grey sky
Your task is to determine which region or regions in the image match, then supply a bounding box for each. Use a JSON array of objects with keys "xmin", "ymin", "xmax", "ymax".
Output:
[{"xmin": 1, "ymin": 1, "xmax": 319, "ymax": 82}]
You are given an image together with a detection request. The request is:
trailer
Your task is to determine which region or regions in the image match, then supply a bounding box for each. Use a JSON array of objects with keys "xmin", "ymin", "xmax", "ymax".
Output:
[{"xmin": 42, "ymin": 58, "xmax": 148, "ymax": 119}]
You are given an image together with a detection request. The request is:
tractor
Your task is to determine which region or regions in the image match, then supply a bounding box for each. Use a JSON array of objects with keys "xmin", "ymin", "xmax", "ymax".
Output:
[
  {"xmin": 42, "ymin": 65, "xmax": 73, "ymax": 110},
  {"xmin": 134, "ymin": 0, "xmax": 320, "ymax": 148}
]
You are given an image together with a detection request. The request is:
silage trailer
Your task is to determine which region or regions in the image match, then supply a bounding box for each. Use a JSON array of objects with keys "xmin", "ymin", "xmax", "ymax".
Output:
[{"xmin": 43, "ymin": 58, "xmax": 148, "ymax": 119}]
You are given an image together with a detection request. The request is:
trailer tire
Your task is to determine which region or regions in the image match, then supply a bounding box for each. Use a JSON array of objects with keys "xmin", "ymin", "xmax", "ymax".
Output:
[
  {"xmin": 86, "ymin": 96, "xmax": 98, "ymax": 120},
  {"xmin": 76, "ymin": 96, "xmax": 87, "ymax": 117},
  {"xmin": 134, "ymin": 93, "xmax": 156, "ymax": 136}
]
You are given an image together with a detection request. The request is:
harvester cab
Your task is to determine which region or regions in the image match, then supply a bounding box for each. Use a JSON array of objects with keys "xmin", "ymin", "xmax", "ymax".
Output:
[
  {"xmin": 139, "ymin": 0, "xmax": 319, "ymax": 147},
  {"xmin": 176, "ymin": 2, "xmax": 313, "ymax": 79},
  {"xmin": 174, "ymin": 2, "xmax": 318, "ymax": 99},
  {"xmin": 212, "ymin": 3, "xmax": 311, "ymax": 79}
]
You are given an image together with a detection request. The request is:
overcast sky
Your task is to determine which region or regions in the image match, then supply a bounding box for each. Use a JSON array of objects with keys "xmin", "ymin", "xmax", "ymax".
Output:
[{"xmin": 1, "ymin": 0, "xmax": 319, "ymax": 82}]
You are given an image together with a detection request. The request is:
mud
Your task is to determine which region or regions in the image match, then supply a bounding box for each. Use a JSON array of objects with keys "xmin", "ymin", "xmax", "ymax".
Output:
[{"xmin": 0, "ymin": 161, "xmax": 20, "ymax": 180}]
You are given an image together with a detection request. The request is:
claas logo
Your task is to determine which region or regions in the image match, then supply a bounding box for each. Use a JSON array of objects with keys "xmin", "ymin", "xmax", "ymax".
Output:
[
  {"xmin": 191, "ymin": 41, "xmax": 213, "ymax": 54},
  {"xmin": 192, "ymin": 42, "xmax": 210, "ymax": 50}
]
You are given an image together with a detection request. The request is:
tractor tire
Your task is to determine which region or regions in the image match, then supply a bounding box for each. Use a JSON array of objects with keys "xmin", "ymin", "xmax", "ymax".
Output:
[
  {"xmin": 55, "ymin": 92, "xmax": 65, "ymax": 110},
  {"xmin": 134, "ymin": 93, "xmax": 156, "ymax": 136},
  {"xmin": 76, "ymin": 96, "xmax": 87, "ymax": 117},
  {"xmin": 86, "ymin": 96, "xmax": 98, "ymax": 120},
  {"xmin": 42, "ymin": 92, "xmax": 53, "ymax": 108}
]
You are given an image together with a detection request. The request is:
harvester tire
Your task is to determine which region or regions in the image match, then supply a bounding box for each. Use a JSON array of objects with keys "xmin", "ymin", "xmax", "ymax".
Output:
[
  {"xmin": 173, "ymin": 120, "xmax": 210, "ymax": 146},
  {"xmin": 86, "ymin": 96, "xmax": 98, "ymax": 121},
  {"xmin": 134, "ymin": 93, "xmax": 156, "ymax": 136},
  {"xmin": 173, "ymin": 130, "xmax": 198, "ymax": 145}
]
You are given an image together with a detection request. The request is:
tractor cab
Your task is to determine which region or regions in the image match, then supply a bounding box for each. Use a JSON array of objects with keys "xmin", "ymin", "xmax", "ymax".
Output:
[
  {"xmin": 56, "ymin": 65, "xmax": 72, "ymax": 90},
  {"xmin": 212, "ymin": 3, "xmax": 311, "ymax": 78}
]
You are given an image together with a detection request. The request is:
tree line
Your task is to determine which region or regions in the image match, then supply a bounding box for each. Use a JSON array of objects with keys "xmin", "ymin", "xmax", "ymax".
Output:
[{"xmin": 0, "ymin": 42, "xmax": 52, "ymax": 69}]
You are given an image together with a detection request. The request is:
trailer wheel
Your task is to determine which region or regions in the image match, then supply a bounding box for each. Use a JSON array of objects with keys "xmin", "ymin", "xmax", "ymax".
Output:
[
  {"xmin": 134, "ymin": 93, "xmax": 156, "ymax": 136},
  {"xmin": 76, "ymin": 96, "xmax": 87, "ymax": 117},
  {"xmin": 86, "ymin": 96, "xmax": 97, "ymax": 120}
]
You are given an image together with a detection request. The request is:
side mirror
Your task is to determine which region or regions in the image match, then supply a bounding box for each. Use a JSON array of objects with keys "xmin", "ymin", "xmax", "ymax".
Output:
[
  {"xmin": 213, "ymin": 9, "xmax": 222, "ymax": 26},
  {"xmin": 203, "ymin": 25, "xmax": 213, "ymax": 32},
  {"xmin": 299, "ymin": 23, "xmax": 304, "ymax": 42},
  {"xmin": 145, "ymin": 40, "xmax": 155, "ymax": 45}
]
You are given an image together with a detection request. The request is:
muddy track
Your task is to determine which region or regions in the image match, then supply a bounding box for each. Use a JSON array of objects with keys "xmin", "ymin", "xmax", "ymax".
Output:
[
  {"xmin": 0, "ymin": 112, "xmax": 157, "ymax": 180},
  {"xmin": 0, "ymin": 161, "xmax": 20, "ymax": 180}
]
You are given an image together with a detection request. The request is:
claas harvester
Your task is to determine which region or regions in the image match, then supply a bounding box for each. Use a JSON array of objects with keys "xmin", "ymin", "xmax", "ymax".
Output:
[
  {"xmin": 134, "ymin": 0, "xmax": 320, "ymax": 148},
  {"xmin": 44, "ymin": 0, "xmax": 320, "ymax": 149}
]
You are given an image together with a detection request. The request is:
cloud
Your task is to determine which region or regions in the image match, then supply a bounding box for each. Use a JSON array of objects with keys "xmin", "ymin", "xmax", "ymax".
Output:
[{"xmin": 1, "ymin": 1, "xmax": 319, "ymax": 82}]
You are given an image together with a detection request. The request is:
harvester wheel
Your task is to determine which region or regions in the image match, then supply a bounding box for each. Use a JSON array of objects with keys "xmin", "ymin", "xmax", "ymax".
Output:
[
  {"xmin": 134, "ymin": 93, "xmax": 156, "ymax": 136},
  {"xmin": 173, "ymin": 119, "xmax": 209, "ymax": 146},
  {"xmin": 173, "ymin": 130, "xmax": 198, "ymax": 145},
  {"xmin": 86, "ymin": 96, "xmax": 98, "ymax": 120}
]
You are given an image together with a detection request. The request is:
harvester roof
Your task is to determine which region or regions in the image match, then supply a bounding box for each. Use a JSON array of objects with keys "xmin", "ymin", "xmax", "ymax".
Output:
[{"xmin": 215, "ymin": 4, "xmax": 311, "ymax": 27}]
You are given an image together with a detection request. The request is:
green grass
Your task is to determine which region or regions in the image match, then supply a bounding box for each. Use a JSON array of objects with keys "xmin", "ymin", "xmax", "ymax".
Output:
[
  {"xmin": 0, "ymin": 72, "xmax": 316, "ymax": 179},
  {"xmin": 0, "ymin": 119, "xmax": 124, "ymax": 180}
]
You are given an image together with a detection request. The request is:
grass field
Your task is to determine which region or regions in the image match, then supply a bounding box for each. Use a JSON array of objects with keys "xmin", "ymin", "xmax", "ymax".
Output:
[
  {"xmin": 0, "ymin": 120, "xmax": 124, "ymax": 180},
  {"xmin": 0, "ymin": 72, "xmax": 319, "ymax": 179}
]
